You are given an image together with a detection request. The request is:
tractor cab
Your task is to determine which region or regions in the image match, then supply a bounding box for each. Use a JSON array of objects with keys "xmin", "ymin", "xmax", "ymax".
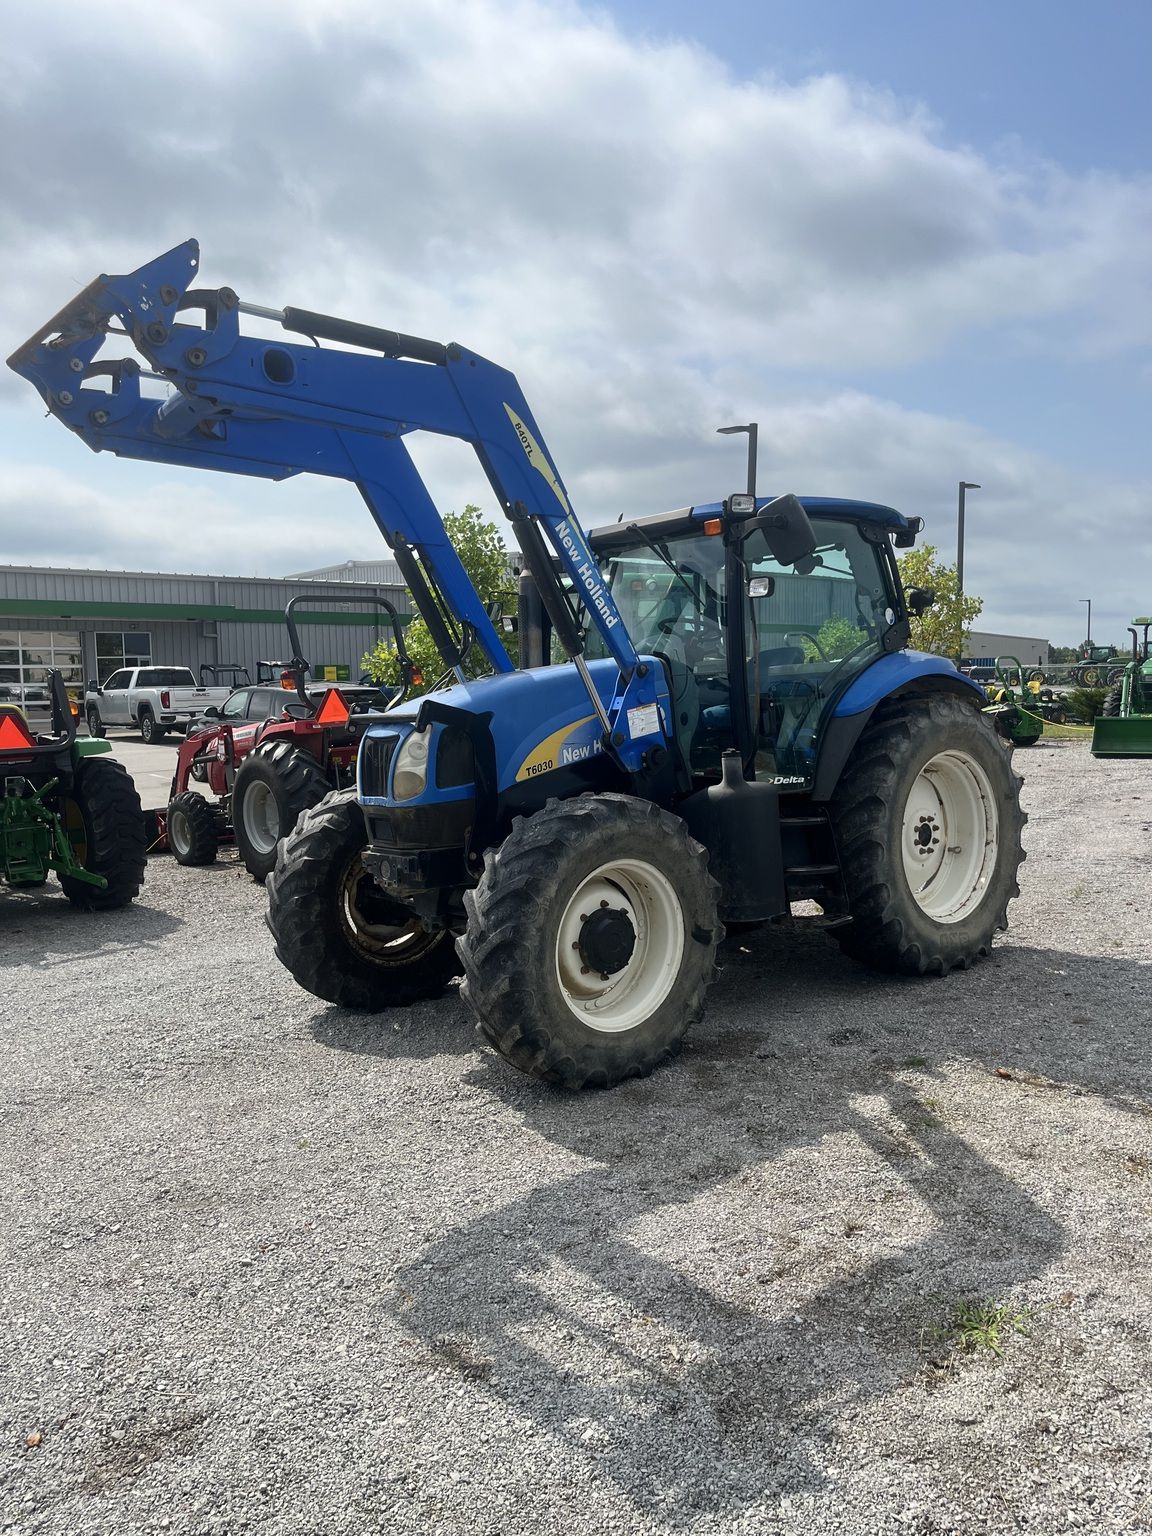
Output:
[{"xmin": 579, "ymin": 498, "xmax": 917, "ymax": 790}]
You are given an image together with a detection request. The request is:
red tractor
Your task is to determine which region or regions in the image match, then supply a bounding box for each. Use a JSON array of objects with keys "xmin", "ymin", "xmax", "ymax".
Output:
[{"xmin": 161, "ymin": 595, "xmax": 418, "ymax": 880}]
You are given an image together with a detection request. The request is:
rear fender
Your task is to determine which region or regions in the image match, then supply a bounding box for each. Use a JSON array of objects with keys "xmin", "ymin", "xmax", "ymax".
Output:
[{"xmin": 810, "ymin": 653, "xmax": 986, "ymax": 802}]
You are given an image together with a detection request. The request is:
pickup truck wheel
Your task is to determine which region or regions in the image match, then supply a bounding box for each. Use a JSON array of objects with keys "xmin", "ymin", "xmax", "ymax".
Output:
[
  {"xmin": 232, "ymin": 739, "xmax": 329, "ymax": 882},
  {"xmin": 59, "ymin": 757, "xmax": 147, "ymax": 910},
  {"xmin": 266, "ymin": 789, "xmax": 458, "ymax": 1008},
  {"xmin": 85, "ymin": 706, "xmax": 105, "ymax": 738},
  {"xmin": 166, "ymin": 791, "xmax": 221, "ymax": 866},
  {"xmin": 139, "ymin": 710, "xmax": 166, "ymax": 745}
]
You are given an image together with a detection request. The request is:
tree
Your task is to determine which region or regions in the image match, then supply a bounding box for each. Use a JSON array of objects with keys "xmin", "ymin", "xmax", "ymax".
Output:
[
  {"xmin": 896, "ymin": 544, "xmax": 983, "ymax": 658},
  {"xmin": 362, "ymin": 504, "xmax": 517, "ymax": 693}
]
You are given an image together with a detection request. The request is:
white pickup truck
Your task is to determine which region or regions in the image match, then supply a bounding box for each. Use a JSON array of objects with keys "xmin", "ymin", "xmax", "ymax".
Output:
[{"xmin": 85, "ymin": 667, "xmax": 232, "ymax": 744}]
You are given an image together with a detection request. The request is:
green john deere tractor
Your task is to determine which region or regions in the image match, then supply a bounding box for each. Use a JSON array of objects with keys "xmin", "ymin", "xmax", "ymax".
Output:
[
  {"xmin": 1, "ymin": 671, "xmax": 146, "ymax": 906},
  {"xmin": 1092, "ymin": 619, "xmax": 1152, "ymax": 758}
]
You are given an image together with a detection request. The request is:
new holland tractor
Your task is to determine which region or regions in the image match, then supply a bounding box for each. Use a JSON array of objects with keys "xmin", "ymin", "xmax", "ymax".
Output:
[
  {"xmin": 0, "ymin": 671, "xmax": 146, "ymax": 907},
  {"xmin": 9, "ymin": 242, "xmax": 1025, "ymax": 1087}
]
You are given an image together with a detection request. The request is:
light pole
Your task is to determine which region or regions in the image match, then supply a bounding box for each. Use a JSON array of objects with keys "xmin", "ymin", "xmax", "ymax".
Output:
[
  {"xmin": 1080, "ymin": 597, "xmax": 1092, "ymax": 650},
  {"xmin": 956, "ymin": 481, "xmax": 980, "ymax": 593},
  {"xmin": 717, "ymin": 422, "xmax": 758, "ymax": 498}
]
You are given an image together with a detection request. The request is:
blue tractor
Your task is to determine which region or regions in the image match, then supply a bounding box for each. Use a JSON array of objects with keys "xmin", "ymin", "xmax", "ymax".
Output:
[{"xmin": 10, "ymin": 242, "xmax": 1025, "ymax": 1088}]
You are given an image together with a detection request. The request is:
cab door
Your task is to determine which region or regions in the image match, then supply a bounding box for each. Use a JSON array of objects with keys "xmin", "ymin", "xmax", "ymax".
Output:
[{"xmin": 744, "ymin": 520, "xmax": 896, "ymax": 785}]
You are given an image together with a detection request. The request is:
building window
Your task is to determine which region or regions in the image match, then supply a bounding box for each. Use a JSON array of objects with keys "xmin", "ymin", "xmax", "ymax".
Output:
[
  {"xmin": 0, "ymin": 628, "xmax": 84, "ymax": 693},
  {"xmin": 95, "ymin": 631, "xmax": 152, "ymax": 683}
]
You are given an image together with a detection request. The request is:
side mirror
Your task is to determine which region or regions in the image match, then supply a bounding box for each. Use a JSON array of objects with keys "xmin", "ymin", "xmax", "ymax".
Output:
[
  {"xmin": 201, "ymin": 705, "xmax": 221, "ymax": 719},
  {"xmin": 747, "ymin": 575, "xmax": 775, "ymax": 599},
  {"xmin": 86, "ymin": 678, "xmax": 101, "ymax": 693},
  {"xmin": 893, "ymin": 517, "xmax": 924, "ymax": 549},
  {"xmin": 736, "ymin": 492, "xmax": 818, "ymax": 569},
  {"xmin": 907, "ymin": 587, "xmax": 935, "ymax": 617}
]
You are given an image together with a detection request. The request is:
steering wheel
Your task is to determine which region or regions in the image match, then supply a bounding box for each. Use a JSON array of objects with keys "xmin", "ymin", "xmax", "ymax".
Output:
[{"xmin": 784, "ymin": 629, "xmax": 829, "ymax": 661}]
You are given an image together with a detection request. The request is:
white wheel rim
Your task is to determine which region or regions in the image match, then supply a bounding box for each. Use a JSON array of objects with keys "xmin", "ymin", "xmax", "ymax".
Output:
[
  {"xmin": 339, "ymin": 860, "xmax": 434, "ymax": 961},
  {"xmin": 169, "ymin": 809, "xmax": 191, "ymax": 857},
  {"xmin": 901, "ymin": 749, "xmax": 999, "ymax": 923},
  {"xmin": 242, "ymin": 781, "xmax": 280, "ymax": 854},
  {"xmin": 554, "ymin": 858, "xmax": 684, "ymax": 1034}
]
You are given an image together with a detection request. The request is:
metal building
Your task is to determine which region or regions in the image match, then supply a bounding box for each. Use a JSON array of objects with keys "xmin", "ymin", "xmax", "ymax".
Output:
[
  {"xmin": 0, "ymin": 564, "xmax": 412, "ymax": 696},
  {"xmin": 966, "ymin": 629, "xmax": 1051, "ymax": 668}
]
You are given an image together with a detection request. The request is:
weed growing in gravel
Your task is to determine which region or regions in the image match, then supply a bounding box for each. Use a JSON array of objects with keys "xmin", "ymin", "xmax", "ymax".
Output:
[{"xmin": 934, "ymin": 1298, "xmax": 1032, "ymax": 1359}]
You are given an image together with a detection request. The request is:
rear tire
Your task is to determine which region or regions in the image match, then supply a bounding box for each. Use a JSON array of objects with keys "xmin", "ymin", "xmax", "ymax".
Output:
[
  {"xmin": 458, "ymin": 794, "xmax": 722, "ymax": 1089},
  {"xmin": 85, "ymin": 706, "xmax": 105, "ymax": 738},
  {"xmin": 266, "ymin": 789, "xmax": 458, "ymax": 1008},
  {"xmin": 1102, "ymin": 686, "xmax": 1122, "ymax": 718},
  {"xmin": 828, "ymin": 693, "xmax": 1025, "ymax": 976},
  {"xmin": 139, "ymin": 710, "xmax": 165, "ymax": 744},
  {"xmin": 59, "ymin": 757, "xmax": 146, "ymax": 910},
  {"xmin": 232, "ymin": 739, "xmax": 329, "ymax": 882},
  {"xmin": 166, "ymin": 791, "xmax": 221, "ymax": 866}
]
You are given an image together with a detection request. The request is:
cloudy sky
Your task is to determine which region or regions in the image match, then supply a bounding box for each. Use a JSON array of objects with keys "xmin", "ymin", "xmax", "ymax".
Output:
[{"xmin": 2, "ymin": 0, "xmax": 1150, "ymax": 643}]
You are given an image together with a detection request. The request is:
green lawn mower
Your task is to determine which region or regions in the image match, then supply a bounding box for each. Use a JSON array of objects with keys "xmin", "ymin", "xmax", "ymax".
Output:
[
  {"xmin": 982, "ymin": 655, "xmax": 1068, "ymax": 748},
  {"xmin": 1, "ymin": 671, "xmax": 146, "ymax": 907},
  {"xmin": 1092, "ymin": 620, "xmax": 1152, "ymax": 758}
]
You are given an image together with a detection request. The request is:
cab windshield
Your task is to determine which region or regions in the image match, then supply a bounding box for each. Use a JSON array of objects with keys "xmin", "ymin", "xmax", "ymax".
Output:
[{"xmin": 579, "ymin": 518, "xmax": 897, "ymax": 784}]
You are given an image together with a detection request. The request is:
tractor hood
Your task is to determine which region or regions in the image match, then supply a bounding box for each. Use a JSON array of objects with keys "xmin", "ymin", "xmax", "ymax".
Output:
[{"xmin": 360, "ymin": 658, "xmax": 671, "ymax": 806}]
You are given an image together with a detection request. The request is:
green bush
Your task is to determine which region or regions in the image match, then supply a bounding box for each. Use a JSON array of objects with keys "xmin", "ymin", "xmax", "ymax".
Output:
[{"xmin": 1066, "ymin": 686, "xmax": 1108, "ymax": 723}]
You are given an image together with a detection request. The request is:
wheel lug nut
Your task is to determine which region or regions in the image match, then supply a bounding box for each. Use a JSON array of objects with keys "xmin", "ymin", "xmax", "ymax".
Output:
[
  {"xmin": 599, "ymin": 899, "xmax": 609, "ymax": 908},
  {"xmin": 571, "ymin": 941, "xmax": 580, "ymax": 950}
]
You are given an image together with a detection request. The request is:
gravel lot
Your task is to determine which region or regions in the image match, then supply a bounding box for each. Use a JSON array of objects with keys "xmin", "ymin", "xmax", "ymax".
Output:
[{"xmin": 2, "ymin": 740, "xmax": 1150, "ymax": 1536}]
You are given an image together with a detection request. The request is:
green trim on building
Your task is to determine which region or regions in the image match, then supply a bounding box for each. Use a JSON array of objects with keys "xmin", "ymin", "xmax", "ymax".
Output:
[{"xmin": 0, "ymin": 598, "xmax": 410, "ymax": 625}]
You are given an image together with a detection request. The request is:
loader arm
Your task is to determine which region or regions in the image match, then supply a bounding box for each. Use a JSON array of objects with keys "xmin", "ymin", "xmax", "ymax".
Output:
[{"xmin": 8, "ymin": 239, "xmax": 664, "ymax": 770}]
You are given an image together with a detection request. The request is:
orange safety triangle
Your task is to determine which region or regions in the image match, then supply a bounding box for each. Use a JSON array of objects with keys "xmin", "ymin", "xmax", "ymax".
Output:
[
  {"xmin": 314, "ymin": 687, "xmax": 351, "ymax": 726},
  {"xmin": 0, "ymin": 710, "xmax": 36, "ymax": 751}
]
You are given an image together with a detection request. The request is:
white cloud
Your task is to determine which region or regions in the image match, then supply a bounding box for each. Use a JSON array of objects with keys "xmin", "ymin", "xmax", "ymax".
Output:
[{"xmin": 2, "ymin": 0, "xmax": 1150, "ymax": 642}]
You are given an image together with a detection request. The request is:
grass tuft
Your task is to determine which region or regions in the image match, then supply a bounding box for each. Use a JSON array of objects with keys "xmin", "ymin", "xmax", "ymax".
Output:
[{"xmin": 932, "ymin": 1297, "xmax": 1032, "ymax": 1359}]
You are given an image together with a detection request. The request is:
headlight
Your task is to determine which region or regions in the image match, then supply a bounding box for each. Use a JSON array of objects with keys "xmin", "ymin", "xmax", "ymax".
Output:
[{"xmin": 392, "ymin": 727, "xmax": 430, "ymax": 800}]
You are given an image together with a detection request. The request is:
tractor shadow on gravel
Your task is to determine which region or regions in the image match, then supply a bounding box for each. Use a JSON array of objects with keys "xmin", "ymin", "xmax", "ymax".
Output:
[
  {"xmin": 0, "ymin": 895, "xmax": 183, "ymax": 970},
  {"xmin": 306, "ymin": 982, "xmax": 477, "ymax": 1067},
  {"xmin": 380, "ymin": 923, "xmax": 1152, "ymax": 1521}
]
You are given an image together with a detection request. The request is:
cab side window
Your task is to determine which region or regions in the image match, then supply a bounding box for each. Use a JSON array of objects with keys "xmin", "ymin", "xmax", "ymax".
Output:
[{"xmin": 221, "ymin": 690, "xmax": 250, "ymax": 719}]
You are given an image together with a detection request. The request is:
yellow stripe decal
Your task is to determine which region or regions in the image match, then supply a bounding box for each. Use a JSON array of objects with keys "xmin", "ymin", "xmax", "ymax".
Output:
[
  {"xmin": 515, "ymin": 715, "xmax": 596, "ymax": 782},
  {"xmin": 504, "ymin": 405, "xmax": 571, "ymax": 514}
]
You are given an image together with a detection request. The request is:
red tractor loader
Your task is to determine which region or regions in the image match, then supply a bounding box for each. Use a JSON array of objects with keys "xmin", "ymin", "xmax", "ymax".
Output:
[{"xmin": 161, "ymin": 594, "xmax": 418, "ymax": 880}]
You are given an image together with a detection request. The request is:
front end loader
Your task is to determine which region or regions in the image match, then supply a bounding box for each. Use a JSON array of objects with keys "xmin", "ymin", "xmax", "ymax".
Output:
[
  {"xmin": 0, "ymin": 671, "xmax": 146, "ymax": 907},
  {"xmin": 9, "ymin": 242, "xmax": 1025, "ymax": 1084},
  {"xmin": 1092, "ymin": 618, "xmax": 1152, "ymax": 757}
]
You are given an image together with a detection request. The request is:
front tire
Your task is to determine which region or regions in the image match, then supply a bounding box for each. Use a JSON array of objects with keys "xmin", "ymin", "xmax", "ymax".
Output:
[
  {"xmin": 85, "ymin": 706, "xmax": 105, "ymax": 738},
  {"xmin": 828, "ymin": 694, "xmax": 1025, "ymax": 976},
  {"xmin": 1102, "ymin": 686, "xmax": 1122, "ymax": 718},
  {"xmin": 266, "ymin": 789, "xmax": 458, "ymax": 1008},
  {"xmin": 232, "ymin": 739, "xmax": 330, "ymax": 882},
  {"xmin": 458, "ymin": 794, "xmax": 722, "ymax": 1090},
  {"xmin": 59, "ymin": 757, "xmax": 147, "ymax": 910},
  {"xmin": 166, "ymin": 791, "xmax": 222, "ymax": 866}
]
